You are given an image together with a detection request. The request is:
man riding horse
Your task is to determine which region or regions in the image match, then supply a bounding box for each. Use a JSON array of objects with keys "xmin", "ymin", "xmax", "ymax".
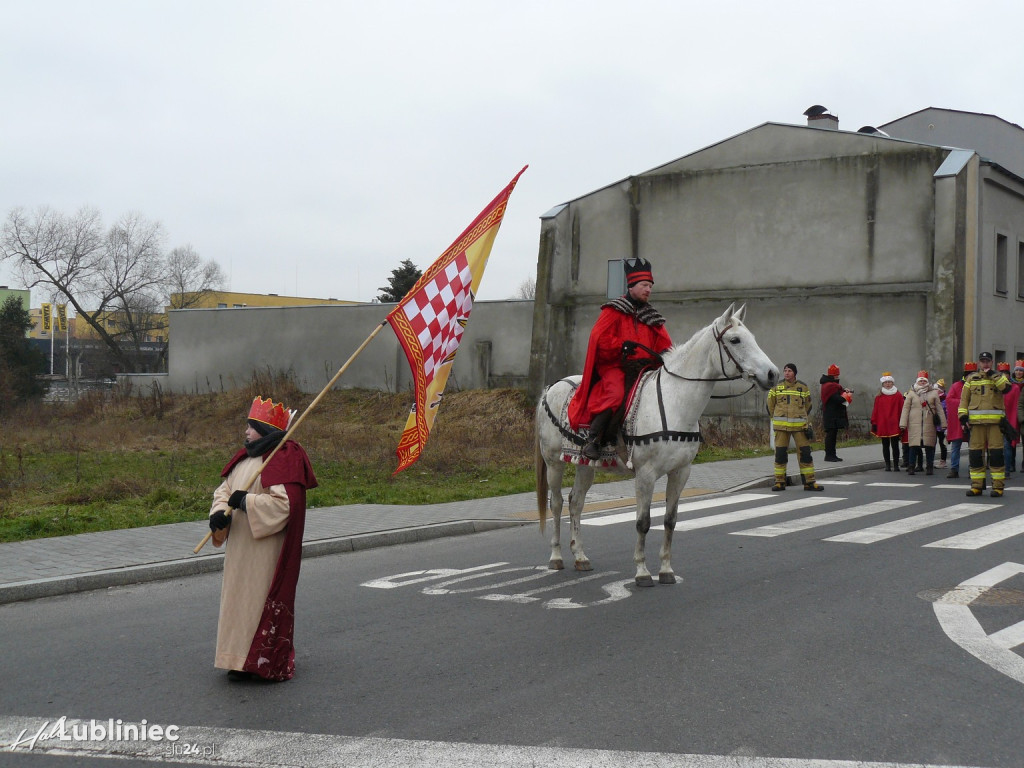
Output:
[{"xmin": 567, "ymin": 258, "xmax": 673, "ymax": 460}]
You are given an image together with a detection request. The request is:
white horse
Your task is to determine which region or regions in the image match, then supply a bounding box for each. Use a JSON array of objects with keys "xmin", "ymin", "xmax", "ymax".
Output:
[{"xmin": 535, "ymin": 303, "xmax": 779, "ymax": 587}]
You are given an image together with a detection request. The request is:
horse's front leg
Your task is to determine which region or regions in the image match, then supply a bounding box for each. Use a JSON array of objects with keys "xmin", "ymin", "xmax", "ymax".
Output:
[
  {"xmin": 658, "ymin": 465, "xmax": 691, "ymax": 584},
  {"xmin": 546, "ymin": 461, "xmax": 566, "ymax": 570},
  {"xmin": 568, "ymin": 465, "xmax": 595, "ymax": 571},
  {"xmin": 633, "ymin": 470, "xmax": 658, "ymax": 587}
]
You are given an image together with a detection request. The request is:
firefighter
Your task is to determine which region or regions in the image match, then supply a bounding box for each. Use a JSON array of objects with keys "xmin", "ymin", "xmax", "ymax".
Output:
[
  {"xmin": 767, "ymin": 363, "xmax": 823, "ymax": 492},
  {"xmin": 959, "ymin": 351, "xmax": 1011, "ymax": 497}
]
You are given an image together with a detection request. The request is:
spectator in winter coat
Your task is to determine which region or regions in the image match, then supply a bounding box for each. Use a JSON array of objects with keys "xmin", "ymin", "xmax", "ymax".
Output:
[
  {"xmin": 820, "ymin": 364, "xmax": 852, "ymax": 462},
  {"xmin": 935, "ymin": 379, "xmax": 948, "ymax": 467},
  {"xmin": 944, "ymin": 363, "xmax": 974, "ymax": 479},
  {"xmin": 899, "ymin": 370, "xmax": 947, "ymax": 476},
  {"xmin": 999, "ymin": 362, "xmax": 1020, "ymax": 474},
  {"xmin": 870, "ymin": 373, "xmax": 904, "ymax": 471}
]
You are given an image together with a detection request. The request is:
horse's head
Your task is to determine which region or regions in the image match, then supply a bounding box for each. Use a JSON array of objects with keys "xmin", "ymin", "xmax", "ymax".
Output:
[{"xmin": 714, "ymin": 303, "xmax": 779, "ymax": 390}]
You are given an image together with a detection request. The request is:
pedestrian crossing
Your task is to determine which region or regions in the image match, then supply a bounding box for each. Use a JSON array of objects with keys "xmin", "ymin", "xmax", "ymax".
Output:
[{"xmin": 581, "ymin": 482, "xmax": 1024, "ymax": 549}]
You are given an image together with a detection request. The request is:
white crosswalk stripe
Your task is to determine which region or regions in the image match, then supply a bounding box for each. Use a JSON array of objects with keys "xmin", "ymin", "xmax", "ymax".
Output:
[
  {"xmin": 730, "ymin": 500, "xmax": 919, "ymax": 538},
  {"xmin": 924, "ymin": 514, "xmax": 1024, "ymax": 550},
  {"xmin": 823, "ymin": 503, "xmax": 1001, "ymax": 544},
  {"xmin": 674, "ymin": 497, "xmax": 840, "ymax": 531},
  {"xmin": 581, "ymin": 493, "xmax": 767, "ymax": 527}
]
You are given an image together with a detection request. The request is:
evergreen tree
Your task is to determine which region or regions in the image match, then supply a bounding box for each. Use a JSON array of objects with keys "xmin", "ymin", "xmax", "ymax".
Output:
[
  {"xmin": 0, "ymin": 295, "xmax": 48, "ymax": 409},
  {"xmin": 376, "ymin": 259, "xmax": 423, "ymax": 303}
]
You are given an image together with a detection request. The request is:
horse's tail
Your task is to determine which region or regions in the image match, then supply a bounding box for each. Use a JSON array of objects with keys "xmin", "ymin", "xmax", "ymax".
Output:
[{"xmin": 535, "ymin": 427, "xmax": 548, "ymax": 534}]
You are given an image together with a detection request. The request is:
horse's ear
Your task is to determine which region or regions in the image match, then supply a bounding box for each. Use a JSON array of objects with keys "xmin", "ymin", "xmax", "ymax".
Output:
[
  {"xmin": 718, "ymin": 302, "xmax": 735, "ymax": 329},
  {"xmin": 735, "ymin": 303, "xmax": 747, "ymax": 323}
]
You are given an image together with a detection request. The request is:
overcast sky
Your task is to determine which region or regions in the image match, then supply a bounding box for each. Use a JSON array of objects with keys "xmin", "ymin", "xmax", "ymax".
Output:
[{"xmin": 3, "ymin": 0, "xmax": 1023, "ymax": 307}]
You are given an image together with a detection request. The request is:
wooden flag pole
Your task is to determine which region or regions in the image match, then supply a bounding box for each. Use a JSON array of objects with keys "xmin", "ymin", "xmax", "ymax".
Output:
[{"xmin": 193, "ymin": 321, "xmax": 388, "ymax": 554}]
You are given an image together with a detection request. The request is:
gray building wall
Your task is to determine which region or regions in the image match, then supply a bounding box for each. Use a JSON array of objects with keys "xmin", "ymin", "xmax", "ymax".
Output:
[{"xmin": 121, "ymin": 300, "xmax": 534, "ymax": 396}]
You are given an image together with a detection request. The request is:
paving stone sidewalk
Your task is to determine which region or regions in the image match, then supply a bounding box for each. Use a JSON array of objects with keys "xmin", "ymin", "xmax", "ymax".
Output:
[{"xmin": 0, "ymin": 444, "xmax": 883, "ymax": 604}]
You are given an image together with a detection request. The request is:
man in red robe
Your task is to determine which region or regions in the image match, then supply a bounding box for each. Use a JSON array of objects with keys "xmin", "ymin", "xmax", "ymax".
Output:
[
  {"xmin": 209, "ymin": 396, "xmax": 317, "ymax": 682},
  {"xmin": 568, "ymin": 258, "xmax": 673, "ymax": 460}
]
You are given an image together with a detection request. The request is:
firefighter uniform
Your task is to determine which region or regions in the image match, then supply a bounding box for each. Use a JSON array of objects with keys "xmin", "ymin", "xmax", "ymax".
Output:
[
  {"xmin": 959, "ymin": 364, "xmax": 1010, "ymax": 496},
  {"xmin": 767, "ymin": 375, "xmax": 822, "ymax": 491}
]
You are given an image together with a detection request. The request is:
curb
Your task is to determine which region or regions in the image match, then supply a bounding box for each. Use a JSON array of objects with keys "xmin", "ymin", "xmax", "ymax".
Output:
[{"xmin": 0, "ymin": 519, "xmax": 527, "ymax": 606}]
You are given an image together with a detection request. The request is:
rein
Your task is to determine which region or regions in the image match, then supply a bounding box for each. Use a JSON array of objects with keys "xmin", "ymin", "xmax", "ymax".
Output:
[{"xmin": 630, "ymin": 323, "xmax": 757, "ymax": 399}]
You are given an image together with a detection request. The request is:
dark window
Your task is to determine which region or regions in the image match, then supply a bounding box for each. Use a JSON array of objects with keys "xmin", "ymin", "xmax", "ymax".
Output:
[{"xmin": 995, "ymin": 233, "xmax": 1008, "ymax": 295}]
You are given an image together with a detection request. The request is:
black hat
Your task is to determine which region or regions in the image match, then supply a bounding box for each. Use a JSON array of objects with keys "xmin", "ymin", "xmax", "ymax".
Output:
[
  {"xmin": 624, "ymin": 258, "xmax": 654, "ymax": 287},
  {"xmin": 784, "ymin": 362, "xmax": 797, "ymax": 374},
  {"xmin": 979, "ymin": 351, "xmax": 993, "ymax": 361}
]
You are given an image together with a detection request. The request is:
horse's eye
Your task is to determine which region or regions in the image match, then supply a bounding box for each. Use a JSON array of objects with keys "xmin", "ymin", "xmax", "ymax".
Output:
[{"xmin": 729, "ymin": 337, "xmax": 741, "ymax": 345}]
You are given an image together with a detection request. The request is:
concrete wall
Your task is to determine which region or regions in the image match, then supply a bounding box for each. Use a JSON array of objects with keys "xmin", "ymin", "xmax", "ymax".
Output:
[{"xmin": 121, "ymin": 300, "xmax": 535, "ymax": 396}]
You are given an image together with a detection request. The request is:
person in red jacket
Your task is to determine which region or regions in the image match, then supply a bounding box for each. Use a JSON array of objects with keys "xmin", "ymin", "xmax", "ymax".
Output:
[
  {"xmin": 870, "ymin": 373, "xmax": 904, "ymax": 471},
  {"xmin": 568, "ymin": 258, "xmax": 673, "ymax": 460},
  {"xmin": 944, "ymin": 362, "xmax": 974, "ymax": 479},
  {"xmin": 999, "ymin": 361, "xmax": 1020, "ymax": 474}
]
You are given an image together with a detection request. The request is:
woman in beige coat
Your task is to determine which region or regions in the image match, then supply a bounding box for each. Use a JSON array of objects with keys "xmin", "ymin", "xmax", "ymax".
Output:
[{"xmin": 900, "ymin": 370, "xmax": 947, "ymax": 475}]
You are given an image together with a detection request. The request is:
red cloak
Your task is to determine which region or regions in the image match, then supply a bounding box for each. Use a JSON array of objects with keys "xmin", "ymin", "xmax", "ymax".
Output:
[{"xmin": 567, "ymin": 303, "xmax": 672, "ymax": 431}]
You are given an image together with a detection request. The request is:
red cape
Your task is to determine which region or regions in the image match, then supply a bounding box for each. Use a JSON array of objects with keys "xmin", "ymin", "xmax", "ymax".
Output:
[{"xmin": 567, "ymin": 304, "xmax": 672, "ymax": 430}]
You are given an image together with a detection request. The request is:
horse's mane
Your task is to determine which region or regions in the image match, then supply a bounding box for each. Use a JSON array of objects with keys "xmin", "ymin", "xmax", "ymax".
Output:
[{"xmin": 662, "ymin": 315, "xmax": 740, "ymax": 366}]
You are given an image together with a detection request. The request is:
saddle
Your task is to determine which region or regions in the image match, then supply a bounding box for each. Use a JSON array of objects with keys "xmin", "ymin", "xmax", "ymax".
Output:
[{"xmin": 543, "ymin": 366, "xmax": 703, "ymax": 469}]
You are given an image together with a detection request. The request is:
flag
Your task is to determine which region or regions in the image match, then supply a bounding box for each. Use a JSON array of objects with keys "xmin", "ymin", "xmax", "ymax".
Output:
[
  {"xmin": 387, "ymin": 166, "xmax": 527, "ymax": 473},
  {"xmin": 41, "ymin": 303, "xmax": 52, "ymax": 333},
  {"xmin": 56, "ymin": 304, "xmax": 68, "ymax": 332}
]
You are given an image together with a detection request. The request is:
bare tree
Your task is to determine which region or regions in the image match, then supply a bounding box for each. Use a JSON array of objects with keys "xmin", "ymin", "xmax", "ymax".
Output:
[
  {"xmin": 0, "ymin": 206, "xmax": 134, "ymax": 367},
  {"xmin": 165, "ymin": 244, "xmax": 226, "ymax": 309},
  {"xmin": 514, "ymin": 276, "xmax": 536, "ymax": 300},
  {"xmin": 1, "ymin": 206, "xmax": 225, "ymax": 374},
  {"xmin": 93, "ymin": 212, "xmax": 169, "ymax": 370}
]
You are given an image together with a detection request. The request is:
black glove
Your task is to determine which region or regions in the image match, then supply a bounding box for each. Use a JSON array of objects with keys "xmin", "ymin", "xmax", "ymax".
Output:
[
  {"xmin": 621, "ymin": 340, "xmax": 639, "ymax": 357},
  {"xmin": 228, "ymin": 490, "xmax": 247, "ymax": 511},
  {"xmin": 959, "ymin": 414, "xmax": 968, "ymax": 428},
  {"xmin": 870, "ymin": 423, "xmax": 877, "ymax": 434},
  {"xmin": 209, "ymin": 510, "xmax": 231, "ymax": 531}
]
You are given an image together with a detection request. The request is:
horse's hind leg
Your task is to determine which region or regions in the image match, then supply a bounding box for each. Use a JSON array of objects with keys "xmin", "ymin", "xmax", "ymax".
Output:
[
  {"xmin": 568, "ymin": 465, "xmax": 595, "ymax": 571},
  {"xmin": 546, "ymin": 460, "xmax": 566, "ymax": 570},
  {"xmin": 658, "ymin": 465, "xmax": 690, "ymax": 585}
]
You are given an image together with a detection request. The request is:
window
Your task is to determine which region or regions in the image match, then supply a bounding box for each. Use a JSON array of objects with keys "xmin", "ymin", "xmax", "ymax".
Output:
[
  {"xmin": 995, "ymin": 349, "xmax": 1007, "ymax": 366},
  {"xmin": 1018, "ymin": 241, "xmax": 1024, "ymax": 299},
  {"xmin": 995, "ymin": 233, "xmax": 1008, "ymax": 295}
]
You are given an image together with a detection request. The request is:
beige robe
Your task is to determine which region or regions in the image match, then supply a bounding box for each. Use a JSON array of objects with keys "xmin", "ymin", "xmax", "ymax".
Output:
[
  {"xmin": 210, "ymin": 455, "xmax": 291, "ymax": 672},
  {"xmin": 900, "ymin": 386, "xmax": 947, "ymax": 446}
]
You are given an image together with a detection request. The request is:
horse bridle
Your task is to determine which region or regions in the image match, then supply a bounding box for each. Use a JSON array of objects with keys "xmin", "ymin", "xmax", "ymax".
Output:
[{"xmin": 631, "ymin": 321, "xmax": 757, "ymax": 399}]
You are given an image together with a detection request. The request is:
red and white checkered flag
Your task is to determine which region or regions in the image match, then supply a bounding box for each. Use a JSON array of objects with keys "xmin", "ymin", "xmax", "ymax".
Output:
[{"xmin": 387, "ymin": 167, "xmax": 526, "ymax": 473}]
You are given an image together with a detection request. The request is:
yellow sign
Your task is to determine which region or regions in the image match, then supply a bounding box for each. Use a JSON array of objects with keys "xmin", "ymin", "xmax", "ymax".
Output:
[
  {"xmin": 56, "ymin": 304, "xmax": 68, "ymax": 332},
  {"xmin": 41, "ymin": 303, "xmax": 52, "ymax": 332}
]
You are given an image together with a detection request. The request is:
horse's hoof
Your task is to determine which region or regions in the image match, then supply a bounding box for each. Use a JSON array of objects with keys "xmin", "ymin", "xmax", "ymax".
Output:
[
  {"xmin": 658, "ymin": 573, "xmax": 677, "ymax": 585},
  {"xmin": 635, "ymin": 575, "xmax": 655, "ymax": 588},
  {"xmin": 549, "ymin": 559, "xmax": 564, "ymax": 571},
  {"xmin": 574, "ymin": 560, "xmax": 593, "ymax": 572}
]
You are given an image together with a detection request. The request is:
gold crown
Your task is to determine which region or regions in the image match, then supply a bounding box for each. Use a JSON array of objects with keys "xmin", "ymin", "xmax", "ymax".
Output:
[{"xmin": 248, "ymin": 396, "xmax": 293, "ymax": 431}]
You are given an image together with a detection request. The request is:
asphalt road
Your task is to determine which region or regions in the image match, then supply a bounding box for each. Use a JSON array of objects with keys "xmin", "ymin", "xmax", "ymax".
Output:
[{"xmin": 1, "ymin": 471, "xmax": 1022, "ymax": 767}]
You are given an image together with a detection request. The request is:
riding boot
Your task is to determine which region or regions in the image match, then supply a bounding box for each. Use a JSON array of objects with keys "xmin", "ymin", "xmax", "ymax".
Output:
[{"xmin": 581, "ymin": 409, "xmax": 613, "ymax": 461}]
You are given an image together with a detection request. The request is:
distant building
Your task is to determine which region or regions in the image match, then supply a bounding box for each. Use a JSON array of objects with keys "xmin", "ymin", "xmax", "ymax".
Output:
[
  {"xmin": 168, "ymin": 290, "xmax": 359, "ymax": 311},
  {"xmin": 529, "ymin": 107, "xmax": 1024, "ymax": 425}
]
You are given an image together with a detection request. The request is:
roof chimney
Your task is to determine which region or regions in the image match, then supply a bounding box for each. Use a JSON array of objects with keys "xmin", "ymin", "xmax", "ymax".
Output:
[{"xmin": 803, "ymin": 104, "xmax": 838, "ymax": 130}]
